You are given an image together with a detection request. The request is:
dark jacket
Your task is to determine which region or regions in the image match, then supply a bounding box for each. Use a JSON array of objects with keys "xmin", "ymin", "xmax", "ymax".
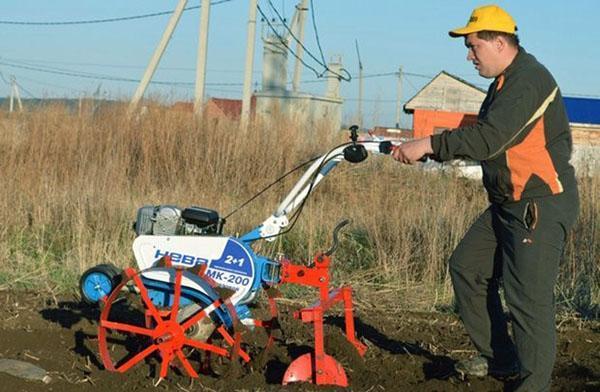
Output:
[{"xmin": 431, "ymin": 47, "xmax": 576, "ymax": 204}]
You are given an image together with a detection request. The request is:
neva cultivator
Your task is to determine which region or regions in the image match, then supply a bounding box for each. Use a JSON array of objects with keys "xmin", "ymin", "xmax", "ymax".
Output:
[{"xmin": 79, "ymin": 126, "xmax": 400, "ymax": 386}]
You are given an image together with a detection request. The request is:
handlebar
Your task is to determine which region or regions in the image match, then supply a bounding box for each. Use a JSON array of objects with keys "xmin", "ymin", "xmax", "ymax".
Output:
[{"xmin": 241, "ymin": 127, "xmax": 407, "ymax": 243}]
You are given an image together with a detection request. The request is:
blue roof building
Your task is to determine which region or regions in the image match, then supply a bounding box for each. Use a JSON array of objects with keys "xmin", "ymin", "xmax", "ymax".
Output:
[
  {"xmin": 563, "ymin": 97, "xmax": 600, "ymax": 125},
  {"xmin": 563, "ymin": 97, "xmax": 600, "ymax": 163}
]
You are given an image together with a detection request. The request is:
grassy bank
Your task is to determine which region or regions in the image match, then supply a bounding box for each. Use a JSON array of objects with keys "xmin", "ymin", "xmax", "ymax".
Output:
[{"xmin": 0, "ymin": 105, "xmax": 597, "ymax": 315}]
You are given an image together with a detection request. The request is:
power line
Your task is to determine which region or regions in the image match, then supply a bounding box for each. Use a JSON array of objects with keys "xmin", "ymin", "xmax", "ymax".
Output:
[
  {"xmin": 402, "ymin": 74, "xmax": 420, "ymax": 94},
  {"xmin": 299, "ymin": 70, "xmax": 434, "ymax": 84},
  {"xmin": 257, "ymin": 4, "xmax": 324, "ymax": 80},
  {"xmin": 267, "ymin": 1, "xmax": 321, "ymax": 65},
  {"xmin": 4, "ymin": 56, "xmax": 432, "ymax": 86},
  {"xmin": 5, "ymin": 56, "xmax": 262, "ymax": 75},
  {"xmin": 13, "ymin": 80, "xmax": 36, "ymax": 98},
  {"xmin": 309, "ymin": 0, "xmax": 327, "ymax": 70},
  {"xmin": 0, "ymin": 60, "xmax": 184, "ymax": 85},
  {"xmin": 345, "ymin": 98, "xmax": 397, "ymax": 103},
  {"xmin": 0, "ymin": 60, "xmax": 244, "ymax": 87},
  {"xmin": 0, "ymin": 0, "xmax": 233, "ymax": 26},
  {"xmin": 0, "ymin": 70, "xmax": 10, "ymax": 86},
  {"xmin": 7, "ymin": 55, "xmax": 597, "ymax": 100},
  {"xmin": 265, "ymin": 0, "xmax": 350, "ymax": 81},
  {"xmin": 4, "ymin": 73, "xmax": 244, "ymax": 98},
  {"xmin": 355, "ymin": 71, "xmax": 434, "ymax": 79},
  {"xmin": 10, "ymin": 74, "xmax": 94, "ymax": 95},
  {"xmin": 0, "ymin": 69, "xmax": 36, "ymax": 98}
]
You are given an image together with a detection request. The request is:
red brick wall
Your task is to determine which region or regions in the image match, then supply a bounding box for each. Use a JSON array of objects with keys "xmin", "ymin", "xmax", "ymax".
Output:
[{"xmin": 412, "ymin": 109, "xmax": 478, "ymax": 138}]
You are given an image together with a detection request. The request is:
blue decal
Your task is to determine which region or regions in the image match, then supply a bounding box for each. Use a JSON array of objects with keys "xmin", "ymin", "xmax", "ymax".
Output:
[
  {"xmin": 154, "ymin": 249, "xmax": 208, "ymax": 266},
  {"xmin": 210, "ymin": 239, "xmax": 253, "ymax": 277}
]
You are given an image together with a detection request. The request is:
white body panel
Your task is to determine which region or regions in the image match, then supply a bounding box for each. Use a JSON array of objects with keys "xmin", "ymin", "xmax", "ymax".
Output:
[{"xmin": 133, "ymin": 235, "xmax": 256, "ymax": 304}]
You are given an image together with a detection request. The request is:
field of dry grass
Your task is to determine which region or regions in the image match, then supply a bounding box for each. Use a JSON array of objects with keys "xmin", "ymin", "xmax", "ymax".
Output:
[{"xmin": 0, "ymin": 104, "xmax": 597, "ymax": 315}]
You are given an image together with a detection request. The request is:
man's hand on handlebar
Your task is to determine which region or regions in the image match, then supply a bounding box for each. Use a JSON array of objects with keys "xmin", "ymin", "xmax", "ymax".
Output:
[{"xmin": 392, "ymin": 137, "xmax": 434, "ymax": 164}]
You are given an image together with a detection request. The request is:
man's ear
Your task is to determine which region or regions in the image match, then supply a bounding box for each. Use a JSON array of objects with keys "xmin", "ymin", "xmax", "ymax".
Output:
[{"xmin": 495, "ymin": 36, "xmax": 506, "ymax": 52}]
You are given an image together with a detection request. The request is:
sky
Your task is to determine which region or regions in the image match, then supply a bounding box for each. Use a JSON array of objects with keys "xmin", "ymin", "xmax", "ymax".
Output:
[{"xmin": 1, "ymin": 0, "xmax": 599, "ymax": 128}]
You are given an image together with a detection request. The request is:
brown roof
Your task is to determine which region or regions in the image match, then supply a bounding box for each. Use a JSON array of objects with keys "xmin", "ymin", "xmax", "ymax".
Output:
[
  {"xmin": 208, "ymin": 98, "xmax": 242, "ymax": 119},
  {"xmin": 171, "ymin": 96, "xmax": 256, "ymax": 120}
]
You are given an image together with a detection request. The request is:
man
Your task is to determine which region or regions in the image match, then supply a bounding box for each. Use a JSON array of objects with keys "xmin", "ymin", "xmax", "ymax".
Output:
[{"xmin": 393, "ymin": 5, "xmax": 579, "ymax": 391}]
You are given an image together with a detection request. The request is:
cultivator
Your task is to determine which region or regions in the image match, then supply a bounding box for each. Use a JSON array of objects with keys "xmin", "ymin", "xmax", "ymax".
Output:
[{"xmin": 80, "ymin": 127, "xmax": 397, "ymax": 386}]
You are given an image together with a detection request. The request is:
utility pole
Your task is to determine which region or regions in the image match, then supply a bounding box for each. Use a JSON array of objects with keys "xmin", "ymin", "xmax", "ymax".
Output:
[
  {"xmin": 194, "ymin": 0, "xmax": 212, "ymax": 116},
  {"xmin": 291, "ymin": 0, "xmax": 309, "ymax": 93},
  {"xmin": 128, "ymin": 0, "xmax": 188, "ymax": 114},
  {"xmin": 395, "ymin": 66, "xmax": 403, "ymax": 129},
  {"xmin": 355, "ymin": 39, "xmax": 363, "ymax": 128},
  {"xmin": 9, "ymin": 76, "xmax": 23, "ymax": 113},
  {"xmin": 241, "ymin": 0, "xmax": 258, "ymax": 130}
]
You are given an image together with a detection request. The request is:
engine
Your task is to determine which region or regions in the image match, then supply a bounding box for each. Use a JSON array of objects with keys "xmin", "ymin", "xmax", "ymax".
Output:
[{"xmin": 134, "ymin": 205, "xmax": 221, "ymax": 236}]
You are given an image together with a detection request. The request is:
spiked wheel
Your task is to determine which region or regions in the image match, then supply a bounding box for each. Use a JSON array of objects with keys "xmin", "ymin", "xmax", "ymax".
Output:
[{"xmin": 97, "ymin": 267, "xmax": 250, "ymax": 380}]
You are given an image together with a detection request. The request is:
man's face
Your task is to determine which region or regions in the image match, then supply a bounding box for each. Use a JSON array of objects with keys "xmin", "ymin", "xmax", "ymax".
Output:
[{"xmin": 464, "ymin": 33, "xmax": 502, "ymax": 78}]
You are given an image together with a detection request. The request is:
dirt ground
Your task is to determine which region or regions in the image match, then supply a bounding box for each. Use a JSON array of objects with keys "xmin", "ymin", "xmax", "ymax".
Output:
[{"xmin": 0, "ymin": 291, "xmax": 598, "ymax": 392}]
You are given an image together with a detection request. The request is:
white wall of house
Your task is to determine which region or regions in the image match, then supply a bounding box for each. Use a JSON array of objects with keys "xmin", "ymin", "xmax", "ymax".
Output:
[{"xmin": 572, "ymin": 144, "xmax": 600, "ymax": 175}]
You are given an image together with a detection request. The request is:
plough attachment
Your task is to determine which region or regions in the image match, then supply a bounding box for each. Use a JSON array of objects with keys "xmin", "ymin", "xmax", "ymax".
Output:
[{"xmin": 280, "ymin": 253, "xmax": 368, "ymax": 387}]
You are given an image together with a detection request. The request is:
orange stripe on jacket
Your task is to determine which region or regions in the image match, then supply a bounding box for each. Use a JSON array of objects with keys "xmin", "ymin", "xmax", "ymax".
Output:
[
  {"xmin": 506, "ymin": 116, "xmax": 563, "ymax": 200},
  {"xmin": 496, "ymin": 74, "xmax": 505, "ymax": 91}
]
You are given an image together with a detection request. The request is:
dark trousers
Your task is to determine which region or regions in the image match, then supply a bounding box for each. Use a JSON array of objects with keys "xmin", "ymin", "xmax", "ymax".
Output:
[{"xmin": 449, "ymin": 188, "xmax": 579, "ymax": 392}]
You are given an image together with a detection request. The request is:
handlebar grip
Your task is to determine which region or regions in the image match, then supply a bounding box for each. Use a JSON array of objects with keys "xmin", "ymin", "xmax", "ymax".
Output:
[
  {"xmin": 385, "ymin": 143, "xmax": 434, "ymax": 162},
  {"xmin": 418, "ymin": 154, "xmax": 432, "ymax": 162},
  {"xmin": 379, "ymin": 141, "xmax": 394, "ymax": 154}
]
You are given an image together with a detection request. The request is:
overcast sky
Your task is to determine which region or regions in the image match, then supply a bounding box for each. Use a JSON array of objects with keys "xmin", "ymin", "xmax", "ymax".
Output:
[{"xmin": 1, "ymin": 0, "xmax": 598, "ymax": 127}]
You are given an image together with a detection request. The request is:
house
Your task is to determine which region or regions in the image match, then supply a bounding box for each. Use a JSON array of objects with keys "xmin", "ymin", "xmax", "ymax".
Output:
[
  {"xmin": 403, "ymin": 71, "xmax": 486, "ymax": 138},
  {"xmin": 404, "ymin": 72, "xmax": 600, "ymax": 175},
  {"xmin": 563, "ymin": 97, "xmax": 600, "ymax": 173},
  {"xmin": 564, "ymin": 97, "xmax": 600, "ymax": 145},
  {"xmin": 171, "ymin": 97, "xmax": 256, "ymax": 121},
  {"xmin": 404, "ymin": 72, "xmax": 600, "ymax": 144}
]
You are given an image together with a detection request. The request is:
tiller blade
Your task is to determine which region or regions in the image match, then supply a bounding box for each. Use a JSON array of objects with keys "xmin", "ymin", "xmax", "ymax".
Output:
[{"xmin": 282, "ymin": 352, "xmax": 348, "ymax": 387}]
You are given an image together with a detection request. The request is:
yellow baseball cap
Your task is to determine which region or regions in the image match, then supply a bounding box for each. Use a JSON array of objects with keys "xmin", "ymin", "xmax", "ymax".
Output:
[{"xmin": 449, "ymin": 4, "xmax": 517, "ymax": 37}]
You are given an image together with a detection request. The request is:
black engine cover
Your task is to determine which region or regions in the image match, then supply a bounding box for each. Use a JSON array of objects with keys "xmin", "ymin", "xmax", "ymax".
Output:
[{"xmin": 182, "ymin": 207, "xmax": 219, "ymax": 229}]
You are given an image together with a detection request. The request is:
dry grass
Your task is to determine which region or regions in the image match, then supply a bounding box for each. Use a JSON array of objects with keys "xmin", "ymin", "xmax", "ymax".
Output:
[{"xmin": 0, "ymin": 104, "xmax": 598, "ymax": 314}]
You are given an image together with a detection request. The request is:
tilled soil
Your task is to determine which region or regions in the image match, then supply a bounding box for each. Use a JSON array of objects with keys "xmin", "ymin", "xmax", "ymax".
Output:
[{"xmin": 0, "ymin": 291, "xmax": 598, "ymax": 391}]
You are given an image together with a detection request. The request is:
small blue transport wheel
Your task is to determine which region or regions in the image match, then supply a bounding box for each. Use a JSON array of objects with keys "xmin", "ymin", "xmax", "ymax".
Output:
[{"xmin": 79, "ymin": 264, "xmax": 122, "ymax": 304}]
